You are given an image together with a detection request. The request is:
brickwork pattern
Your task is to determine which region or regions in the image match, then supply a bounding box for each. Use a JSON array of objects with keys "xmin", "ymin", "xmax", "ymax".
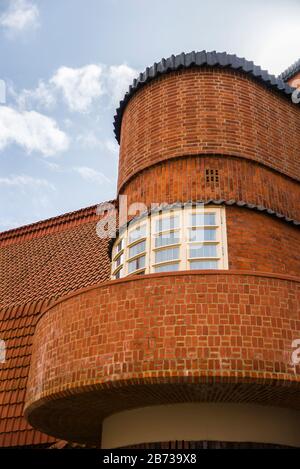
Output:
[
  {"xmin": 122, "ymin": 156, "xmax": 300, "ymax": 223},
  {"xmin": 0, "ymin": 209, "xmax": 111, "ymax": 447},
  {"xmin": 118, "ymin": 68, "xmax": 300, "ymax": 191},
  {"xmin": 25, "ymin": 271, "xmax": 300, "ymax": 443}
]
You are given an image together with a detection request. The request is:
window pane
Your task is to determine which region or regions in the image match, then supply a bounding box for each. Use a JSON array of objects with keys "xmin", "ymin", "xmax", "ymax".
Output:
[
  {"xmin": 115, "ymin": 253, "xmax": 124, "ymax": 267},
  {"xmin": 115, "ymin": 268, "xmax": 123, "ymax": 279},
  {"xmin": 189, "ymin": 228, "xmax": 216, "ymax": 242},
  {"xmin": 116, "ymin": 239, "xmax": 123, "ymax": 253},
  {"xmin": 129, "ymin": 224, "xmax": 146, "ymax": 243},
  {"xmin": 190, "ymin": 213, "xmax": 216, "ymax": 226},
  {"xmin": 155, "ymin": 247, "xmax": 179, "ymax": 263},
  {"xmin": 128, "ymin": 255, "xmax": 146, "ymax": 273},
  {"xmin": 156, "ymin": 216, "xmax": 179, "ymax": 232},
  {"xmin": 155, "ymin": 263, "xmax": 179, "ymax": 273},
  {"xmin": 129, "ymin": 240, "xmax": 146, "ymax": 258},
  {"xmin": 190, "ymin": 260, "xmax": 218, "ymax": 269},
  {"xmin": 189, "ymin": 244, "xmax": 217, "ymax": 258},
  {"xmin": 155, "ymin": 231, "xmax": 180, "ymax": 248}
]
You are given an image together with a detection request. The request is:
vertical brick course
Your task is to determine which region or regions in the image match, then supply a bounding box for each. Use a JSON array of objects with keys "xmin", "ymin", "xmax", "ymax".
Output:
[{"xmin": 122, "ymin": 156, "xmax": 300, "ymax": 222}]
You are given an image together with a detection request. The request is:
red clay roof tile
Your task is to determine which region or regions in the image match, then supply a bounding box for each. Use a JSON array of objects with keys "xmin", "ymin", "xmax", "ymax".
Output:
[{"xmin": 0, "ymin": 203, "xmax": 114, "ymax": 447}]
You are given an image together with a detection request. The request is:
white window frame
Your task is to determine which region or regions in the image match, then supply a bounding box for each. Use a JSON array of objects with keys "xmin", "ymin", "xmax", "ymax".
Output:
[{"xmin": 111, "ymin": 206, "xmax": 228, "ymax": 279}]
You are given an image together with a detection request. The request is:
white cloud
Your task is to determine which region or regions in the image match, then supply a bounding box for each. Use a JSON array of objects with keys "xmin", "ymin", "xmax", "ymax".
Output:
[
  {"xmin": 44, "ymin": 161, "xmax": 61, "ymax": 171},
  {"xmin": 0, "ymin": 106, "xmax": 69, "ymax": 156},
  {"xmin": 76, "ymin": 131, "xmax": 103, "ymax": 149},
  {"xmin": 12, "ymin": 63, "xmax": 137, "ymax": 114},
  {"xmin": 76, "ymin": 131, "xmax": 119, "ymax": 154},
  {"xmin": 17, "ymin": 81, "xmax": 57, "ymax": 111},
  {"xmin": 106, "ymin": 64, "xmax": 137, "ymax": 106},
  {"xmin": 73, "ymin": 166, "xmax": 111, "ymax": 185},
  {"xmin": 104, "ymin": 139, "xmax": 119, "ymax": 155},
  {"xmin": 0, "ymin": 174, "xmax": 55, "ymax": 190},
  {"xmin": 0, "ymin": 0, "xmax": 39, "ymax": 35},
  {"xmin": 51, "ymin": 65, "xmax": 104, "ymax": 113}
]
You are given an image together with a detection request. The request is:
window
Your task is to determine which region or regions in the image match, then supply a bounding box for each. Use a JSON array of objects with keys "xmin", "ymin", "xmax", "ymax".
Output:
[
  {"xmin": 128, "ymin": 255, "xmax": 146, "ymax": 273},
  {"xmin": 111, "ymin": 205, "xmax": 228, "ymax": 279},
  {"xmin": 156, "ymin": 216, "xmax": 180, "ymax": 232},
  {"xmin": 155, "ymin": 230, "xmax": 180, "ymax": 248},
  {"xmin": 189, "ymin": 244, "xmax": 217, "ymax": 258},
  {"xmin": 190, "ymin": 260, "xmax": 219, "ymax": 270},
  {"xmin": 155, "ymin": 247, "xmax": 180, "ymax": 263},
  {"xmin": 190, "ymin": 213, "xmax": 216, "ymax": 226},
  {"xmin": 155, "ymin": 263, "xmax": 179, "ymax": 273},
  {"xmin": 129, "ymin": 240, "xmax": 146, "ymax": 258}
]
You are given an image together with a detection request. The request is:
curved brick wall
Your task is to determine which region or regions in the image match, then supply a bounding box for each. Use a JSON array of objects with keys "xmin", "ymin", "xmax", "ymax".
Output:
[
  {"xmin": 122, "ymin": 156, "xmax": 300, "ymax": 223},
  {"xmin": 25, "ymin": 272, "xmax": 300, "ymax": 444},
  {"xmin": 226, "ymin": 208, "xmax": 300, "ymax": 276},
  {"xmin": 118, "ymin": 68, "xmax": 300, "ymax": 192}
]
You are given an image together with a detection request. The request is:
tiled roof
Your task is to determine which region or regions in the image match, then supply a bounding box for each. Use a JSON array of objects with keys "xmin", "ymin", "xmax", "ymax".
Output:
[
  {"xmin": 0, "ymin": 203, "xmax": 114, "ymax": 447},
  {"xmin": 279, "ymin": 58, "xmax": 300, "ymax": 82},
  {"xmin": 113, "ymin": 50, "xmax": 295, "ymax": 142}
]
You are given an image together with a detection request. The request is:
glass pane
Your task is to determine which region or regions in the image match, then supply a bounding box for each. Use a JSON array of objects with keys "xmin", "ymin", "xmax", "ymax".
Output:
[
  {"xmin": 156, "ymin": 216, "xmax": 179, "ymax": 232},
  {"xmin": 190, "ymin": 260, "xmax": 218, "ymax": 269},
  {"xmin": 129, "ymin": 224, "xmax": 146, "ymax": 243},
  {"xmin": 155, "ymin": 231, "xmax": 180, "ymax": 248},
  {"xmin": 155, "ymin": 247, "xmax": 179, "ymax": 263},
  {"xmin": 115, "ymin": 253, "xmax": 124, "ymax": 267},
  {"xmin": 129, "ymin": 240, "xmax": 146, "ymax": 258},
  {"xmin": 189, "ymin": 244, "xmax": 217, "ymax": 258},
  {"xmin": 189, "ymin": 228, "xmax": 216, "ymax": 242},
  {"xmin": 190, "ymin": 213, "xmax": 216, "ymax": 226},
  {"xmin": 115, "ymin": 268, "xmax": 123, "ymax": 279},
  {"xmin": 155, "ymin": 263, "xmax": 179, "ymax": 273},
  {"xmin": 116, "ymin": 239, "xmax": 123, "ymax": 253},
  {"xmin": 128, "ymin": 255, "xmax": 146, "ymax": 273}
]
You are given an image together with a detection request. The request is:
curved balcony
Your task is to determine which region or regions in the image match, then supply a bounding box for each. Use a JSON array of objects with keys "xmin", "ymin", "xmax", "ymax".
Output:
[{"xmin": 24, "ymin": 271, "xmax": 300, "ymax": 445}]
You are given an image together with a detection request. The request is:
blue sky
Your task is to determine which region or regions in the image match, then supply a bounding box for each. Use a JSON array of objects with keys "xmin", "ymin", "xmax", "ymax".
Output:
[{"xmin": 0, "ymin": 0, "xmax": 299, "ymax": 231}]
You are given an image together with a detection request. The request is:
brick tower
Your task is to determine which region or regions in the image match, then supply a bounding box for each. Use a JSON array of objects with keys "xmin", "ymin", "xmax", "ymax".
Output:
[{"xmin": 16, "ymin": 51, "xmax": 300, "ymax": 448}]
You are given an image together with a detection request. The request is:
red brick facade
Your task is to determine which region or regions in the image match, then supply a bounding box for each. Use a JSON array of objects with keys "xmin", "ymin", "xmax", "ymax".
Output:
[
  {"xmin": 1, "ymin": 52, "xmax": 300, "ymax": 448},
  {"xmin": 226, "ymin": 208, "xmax": 300, "ymax": 276},
  {"xmin": 25, "ymin": 272, "xmax": 300, "ymax": 444},
  {"xmin": 23, "ymin": 57, "xmax": 300, "ymax": 447},
  {"xmin": 118, "ymin": 68, "xmax": 300, "ymax": 191},
  {"xmin": 122, "ymin": 156, "xmax": 300, "ymax": 222}
]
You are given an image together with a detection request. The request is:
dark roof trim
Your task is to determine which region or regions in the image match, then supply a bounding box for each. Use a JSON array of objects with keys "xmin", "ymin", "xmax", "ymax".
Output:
[
  {"xmin": 114, "ymin": 50, "xmax": 295, "ymax": 142},
  {"xmin": 279, "ymin": 58, "xmax": 300, "ymax": 82}
]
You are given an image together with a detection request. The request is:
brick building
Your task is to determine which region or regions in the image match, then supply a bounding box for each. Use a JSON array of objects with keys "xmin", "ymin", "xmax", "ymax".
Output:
[{"xmin": 0, "ymin": 51, "xmax": 300, "ymax": 449}]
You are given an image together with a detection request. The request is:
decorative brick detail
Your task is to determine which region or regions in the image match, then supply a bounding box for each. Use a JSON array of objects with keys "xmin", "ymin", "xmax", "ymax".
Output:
[
  {"xmin": 25, "ymin": 272, "xmax": 300, "ymax": 443},
  {"xmin": 122, "ymin": 156, "xmax": 300, "ymax": 223},
  {"xmin": 118, "ymin": 68, "xmax": 300, "ymax": 191}
]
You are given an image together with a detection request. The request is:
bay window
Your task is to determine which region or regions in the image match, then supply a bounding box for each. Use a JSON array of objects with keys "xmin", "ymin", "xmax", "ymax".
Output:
[{"xmin": 111, "ymin": 205, "xmax": 228, "ymax": 279}]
